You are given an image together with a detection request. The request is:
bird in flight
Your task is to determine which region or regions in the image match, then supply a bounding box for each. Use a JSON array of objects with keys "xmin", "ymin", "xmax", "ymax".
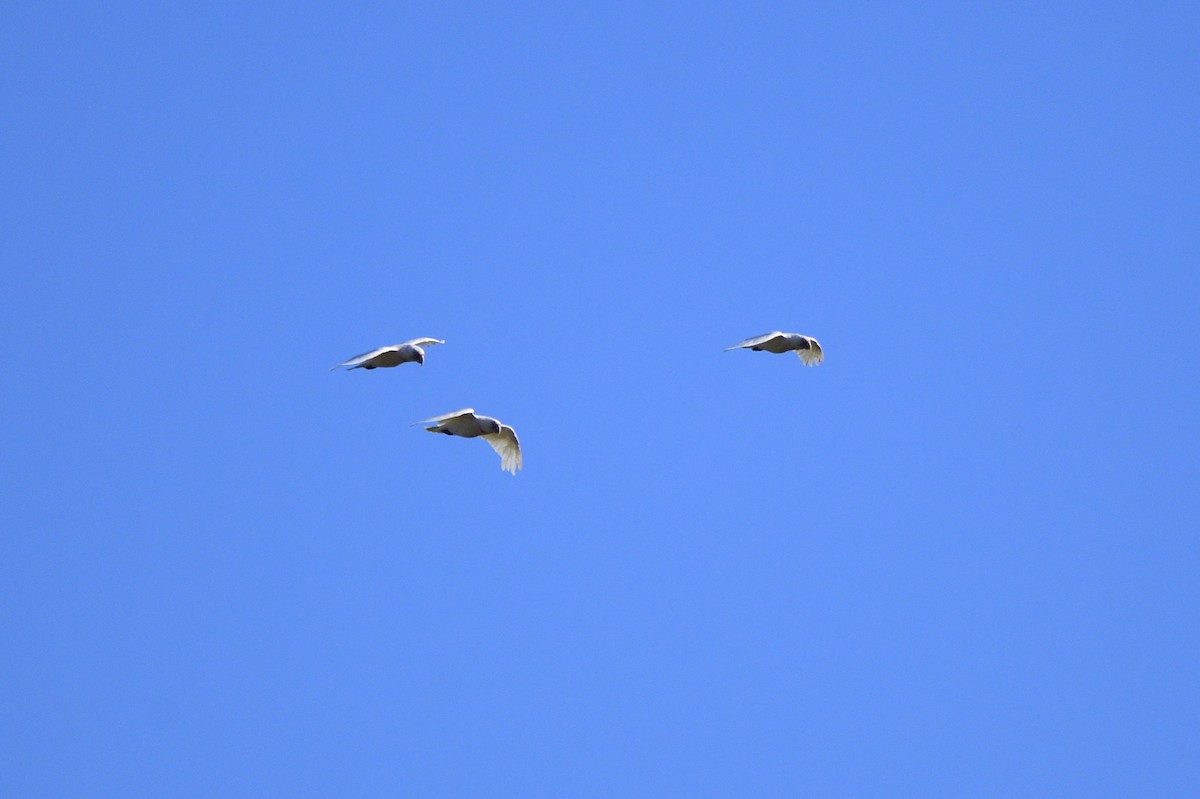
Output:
[
  {"xmin": 724, "ymin": 332, "xmax": 824, "ymax": 366},
  {"xmin": 414, "ymin": 409, "xmax": 523, "ymax": 475},
  {"xmin": 330, "ymin": 338, "xmax": 445, "ymax": 370}
]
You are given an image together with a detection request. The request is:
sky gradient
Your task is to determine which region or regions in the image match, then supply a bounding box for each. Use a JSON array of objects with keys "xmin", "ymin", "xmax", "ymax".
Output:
[{"xmin": 2, "ymin": 2, "xmax": 1198, "ymax": 796}]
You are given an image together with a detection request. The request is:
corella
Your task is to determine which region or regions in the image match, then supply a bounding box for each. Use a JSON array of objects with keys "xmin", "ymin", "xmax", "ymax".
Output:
[
  {"xmin": 724, "ymin": 332, "xmax": 824, "ymax": 366},
  {"xmin": 414, "ymin": 409, "xmax": 523, "ymax": 475},
  {"xmin": 330, "ymin": 338, "xmax": 445, "ymax": 370}
]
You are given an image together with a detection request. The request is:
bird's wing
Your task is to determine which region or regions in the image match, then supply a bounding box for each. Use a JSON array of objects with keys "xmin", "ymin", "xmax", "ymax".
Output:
[
  {"xmin": 724, "ymin": 332, "xmax": 787, "ymax": 351},
  {"xmin": 797, "ymin": 338, "xmax": 824, "ymax": 366},
  {"xmin": 412, "ymin": 408, "xmax": 476, "ymax": 427},
  {"xmin": 482, "ymin": 425, "xmax": 522, "ymax": 474},
  {"xmin": 401, "ymin": 337, "xmax": 445, "ymax": 348},
  {"xmin": 330, "ymin": 345, "xmax": 397, "ymax": 370}
]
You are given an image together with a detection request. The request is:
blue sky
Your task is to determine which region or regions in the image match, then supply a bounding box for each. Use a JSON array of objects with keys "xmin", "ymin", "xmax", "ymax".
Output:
[{"xmin": 2, "ymin": 2, "xmax": 1197, "ymax": 796}]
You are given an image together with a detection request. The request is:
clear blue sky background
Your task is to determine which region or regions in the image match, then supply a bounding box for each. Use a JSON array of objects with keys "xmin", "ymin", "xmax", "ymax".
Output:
[{"xmin": 2, "ymin": 2, "xmax": 1197, "ymax": 796}]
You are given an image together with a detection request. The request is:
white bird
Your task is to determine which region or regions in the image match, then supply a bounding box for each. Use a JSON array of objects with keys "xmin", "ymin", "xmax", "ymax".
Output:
[
  {"xmin": 724, "ymin": 331, "xmax": 824, "ymax": 366},
  {"xmin": 330, "ymin": 338, "xmax": 445, "ymax": 370},
  {"xmin": 414, "ymin": 409, "xmax": 523, "ymax": 475}
]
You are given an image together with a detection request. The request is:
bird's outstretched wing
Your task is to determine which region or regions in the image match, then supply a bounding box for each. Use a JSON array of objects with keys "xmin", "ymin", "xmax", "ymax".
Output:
[
  {"xmin": 412, "ymin": 408, "xmax": 476, "ymax": 427},
  {"xmin": 330, "ymin": 345, "xmax": 397, "ymax": 370},
  {"xmin": 402, "ymin": 337, "xmax": 445, "ymax": 348},
  {"xmin": 482, "ymin": 425, "xmax": 522, "ymax": 474},
  {"xmin": 724, "ymin": 332, "xmax": 786, "ymax": 351},
  {"xmin": 796, "ymin": 338, "xmax": 824, "ymax": 366}
]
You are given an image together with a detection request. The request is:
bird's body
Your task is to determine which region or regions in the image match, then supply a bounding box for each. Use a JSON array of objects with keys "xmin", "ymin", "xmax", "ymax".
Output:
[
  {"xmin": 724, "ymin": 331, "xmax": 824, "ymax": 366},
  {"xmin": 415, "ymin": 409, "xmax": 523, "ymax": 474},
  {"xmin": 331, "ymin": 338, "xmax": 444, "ymax": 370}
]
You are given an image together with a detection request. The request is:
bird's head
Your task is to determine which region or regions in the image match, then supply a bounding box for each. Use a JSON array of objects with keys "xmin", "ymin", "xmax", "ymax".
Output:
[{"xmin": 415, "ymin": 350, "xmax": 425, "ymax": 366}]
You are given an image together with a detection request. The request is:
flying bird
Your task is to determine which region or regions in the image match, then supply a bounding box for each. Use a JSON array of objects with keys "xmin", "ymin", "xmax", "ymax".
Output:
[
  {"xmin": 414, "ymin": 409, "xmax": 523, "ymax": 475},
  {"xmin": 330, "ymin": 338, "xmax": 445, "ymax": 370},
  {"xmin": 724, "ymin": 332, "xmax": 824, "ymax": 366}
]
